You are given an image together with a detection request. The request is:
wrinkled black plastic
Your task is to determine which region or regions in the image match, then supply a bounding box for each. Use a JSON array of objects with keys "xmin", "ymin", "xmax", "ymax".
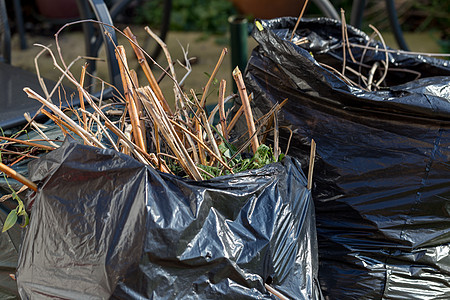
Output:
[
  {"xmin": 0, "ymin": 207, "xmax": 21, "ymax": 299},
  {"xmin": 244, "ymin": 17, "xmax": 450, "ymax": 300},
  {"xmin": 17, "ymin": 140, "xmax": 148, "ymax": 299},
  {"xmin": 0, "ymin": 121, "xmax": 75, "ymax": 299},
  {"xmin": 17, "ymin": 139, "xmax": 320, "ymax": 299}
]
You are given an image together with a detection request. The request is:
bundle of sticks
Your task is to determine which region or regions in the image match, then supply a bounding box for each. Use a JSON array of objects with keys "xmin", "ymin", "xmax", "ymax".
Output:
[{"xmin": 1, "ymin": 24, "xmax": 290, "ymax": 187}]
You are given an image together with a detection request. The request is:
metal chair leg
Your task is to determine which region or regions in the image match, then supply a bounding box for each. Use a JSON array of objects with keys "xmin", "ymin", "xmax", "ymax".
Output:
[
  {"xmin": 13, "ymin": 0, "xmax": 26, "ymax": 50},
  {"xmin": 76, "ymin": 0, "xmax": 122, "ymax": 93},
  {"xmin": 385, "ymin": 0, "xmax": 409, "ymax": 51}
]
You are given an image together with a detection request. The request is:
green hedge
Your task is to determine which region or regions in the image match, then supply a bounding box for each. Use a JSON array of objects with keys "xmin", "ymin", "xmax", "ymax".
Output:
[{"xmin": 136, "ymin": 0, "xmax": 236, "ymax": 35}]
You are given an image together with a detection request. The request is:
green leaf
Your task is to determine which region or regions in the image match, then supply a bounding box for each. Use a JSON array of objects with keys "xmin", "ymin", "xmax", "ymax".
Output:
[
  {"xmin": 16, "ymin": 199, "xmax": 24, "ymax": 214},
  {"xmin": 20, "ymin": 213, "xmax": 29, "ymax": 228},
  {"xmin": 223, "ymin": 148, "xmax": 232, "ymax": 159},
  {"xmin": 2, "ymin": 209, "xmax": 18, "ymax": 233}
]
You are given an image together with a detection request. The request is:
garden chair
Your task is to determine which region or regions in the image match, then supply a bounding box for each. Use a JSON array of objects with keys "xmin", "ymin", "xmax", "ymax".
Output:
[{"xmin": 0, "ymin": 0, "xmax": 120, "ymax": 130}]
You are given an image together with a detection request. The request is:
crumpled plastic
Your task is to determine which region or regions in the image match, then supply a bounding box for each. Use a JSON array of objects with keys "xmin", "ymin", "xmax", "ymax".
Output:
[
  {"xmin": 0, "ymin": 207, "xmax": 21, "ymax": 299},
  {"xmin": 16, "ymin": 139, "xmax": 321, "ymax": 299},
  {"xmin": 244, "ymin": 17, "xmax": 450, "ymax": 300},
  {"xmin": 0, "ymin": 119, "xmax": 77, "ymax": 299}
]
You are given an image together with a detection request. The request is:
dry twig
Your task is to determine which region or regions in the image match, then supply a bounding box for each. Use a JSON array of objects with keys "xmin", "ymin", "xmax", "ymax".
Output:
[
  {"xmin": 290, "ymin": 0, "xmax": 310, "ymax": 41},
  {"xmin": 0, "ymin": 162, "xmax": 37, "ymax": 192},
  {"xmin": 232, "ymin": 67, "xmax": 259, "ymax": 154}
]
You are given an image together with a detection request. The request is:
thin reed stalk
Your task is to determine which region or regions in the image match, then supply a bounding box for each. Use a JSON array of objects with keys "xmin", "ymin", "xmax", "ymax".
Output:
[
  {"xmin": 116, "ymin": 46, "xmax": 147, "ymax": 152},
  {"xmin": 290, "ymin": 0, "xmax": 310, "ymax": 41},
  {"xmin": 232, "ymin": 67, "xmax": 259, "ymax": 154},
  {"xmin": 307, "ymin": 139, "xmax": 316, "ymax": 190},
  {"xmin": 124, "ymin": 27, "xmax": 173, "ymax": 115},
  {"xmin": 0, "ymin": 162, "xmax": 37, "ymax": 192},
  {"xmin": 218, "ymin": 80, "xmax": 228, "ymax": 141}
]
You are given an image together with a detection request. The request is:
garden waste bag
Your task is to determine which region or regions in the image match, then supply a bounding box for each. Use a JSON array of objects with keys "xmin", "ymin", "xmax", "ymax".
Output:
[
  {"xmin": 243, "ymin": 17, "xmax": 450, "ymax": 300},
  {"xmin": 16, "ymin": 139, "xmax": 321, "ymax": 299},
  {"xmin": 0, "ymin": 207, "xmax": 21, "ymax": 299}
]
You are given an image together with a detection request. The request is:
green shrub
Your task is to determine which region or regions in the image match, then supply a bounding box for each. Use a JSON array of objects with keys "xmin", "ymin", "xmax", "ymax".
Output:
[{"xmin": 137, "ymin": 0, "xmax": 236, "ymax": 35}]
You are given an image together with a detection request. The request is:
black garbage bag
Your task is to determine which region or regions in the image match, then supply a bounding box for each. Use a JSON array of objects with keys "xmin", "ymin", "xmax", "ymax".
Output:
[
  {"xmin": 243, "ymin": 17, "xmax": 450, "ymax": 300},
  {"xmin": 16, "ymin": 139, "xmax": 148, "ymax": 299},
  {"xmin": 0, "ymin": 121, "xmax": 77, "ymax": 298},
  {"xmin": 0, "ymin": 207, "xmax": 21, "ymax": 299},
  {"xmin": 16, "ymin": 139, "xmax": 321, "ymax": 299},
  {"xmin": 1, "ymin": 149, "xmax": 30, "ymax": 299}
]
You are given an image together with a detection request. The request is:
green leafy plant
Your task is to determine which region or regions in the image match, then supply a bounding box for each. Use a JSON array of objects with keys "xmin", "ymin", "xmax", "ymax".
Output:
[
  {"xmin": 1, "ymin": 177, "xmax": 29, "ymax": 233},
  {"xmin": 196, "ymin": 143, "xmax": 283, "ymax": 180},
  {"xmin": 2, "ymin": 196, "xmax": 28, "ymax": 233},
  {"xmin": 0, "ymin": 150, "xmax": 30, "ymax": 233},
  {"xmin": 137, "ymin": 0, "xmax": 237, "ymax": 35}
]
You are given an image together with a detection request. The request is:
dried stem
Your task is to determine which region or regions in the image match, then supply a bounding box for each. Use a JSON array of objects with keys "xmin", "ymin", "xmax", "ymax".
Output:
[
  {"xmin": 273, "ymin": 110, "xmax": 279, "ymax": 159},
  {"xmin": 0, "ymin": 148, "xmax": 39, "ymax": 160},
  {"xmin": 24, "ymin": 87, "xmax": 105, "ymax": 149},
  {"xmin": 342, "ymin": 9, "xmax": 357, "ymax": 64},
  {"xmin": 0, "ymin": 136, "xmax": 55, "ymax": 151},
  {"xmin": 195, "ymin": 117, "xmax": 207, "ymax": 165},
  {"xmin": 290, "ymin": 0, "xmax": 310, "ymax": 41},
  {"xmin": 190, "ymin": 90, "xmax": 222, "ymax": 160},
  {"xmin": 367, "ymin": 62, "xmax": 379, "ymax": 90},
  {"xmin": 34, "ymin": 46, "xmax": 50, "ymax": 99},
  {"xmin": 116, "ymin": 45, "xmax": 147, "ymax": 152},
  {"xmin": 30, "ymin": 44, "xmax": 150, "ymax": 164},
  {"xmin": 280, "ymin": 126, "xmax": 294, "ymax": 156},
  {"xmin": 265, "ymin": 284, "xmax": 289, "ymax": 300},
  {"xmin": 149, "ymin": 153, "xmax": 172, "ymax": 174},
  {"xmin": 79, "ymin": 64, "xmax": 88, "ymax": 131},
  {"xmin": 319, "ymin": 62, "xmax": 363, "ymax": 89},
  {"xmin": 138, "ymin": 86, "xmax": 203, "ymax": 180},
  {"xmin": 0, "ymin": 186, "xmax": 29, "ymax": 202},
  {"xmin": 200, "ymin": 48, "xmax": 227, "ymax": 108},
  {"xmin": 294, "ymin": 37, "xmax": 309, "ymax": 45},
  {"xmin": 79, "ymin": 109, "xmax": 120, "ymax": 152},
  {"xmin": 228, "ymin": 102, "xmax": 280, "ymax": 162},
  {"xmin": 176, "ymin": 116, "xmax": 199, "ymax": 164},
  {"xmin": 169, "ymin": 119, "xmax": 233, "ymax": 174},
  {"xmin": 260, "ymin": 98, "xmax": 288, "ymax": 145},
  {"xmin": 232, "ymin": 67, "xmax": 259, "ymax": 154},
  {"xmin": 341, "ymin": 9, "xmax": 347, "ymax": 75},
  {"xmin": 226, "ymin": 93, "xmax": 253, "ymax": 135},
  {"xmin": 145, "ymin": 26, "xmax": 183, "ymax": 109},
  {"xmin": 0, "ymin": 162, "xmax": 37, "ymax": 192},
  {"xmin": 130, "ymin": 69, "xmax": 147, "ymax": 151},
  {"xmin": 208, "ymin": 94, "xmax": 236, "ymax": 125},
  {"xmin": 23, "ymin": 113, "xmax": 59, "ymax": 148},
  {"xmin": 218, "ymin": 80, "xmax": 228, "ymax": 141},
  {"xmin": 178, "ymin": 46, "xmax": 192, "ymax": 86},
  {"xmin": 349, "ymin": 43, "xmax": 450, "ymax": 57},
  {"xmin": 369, "ymin": 24, "xmax": 389, "ymax": 89},
  {"xmin": 124, "ymin": 27, "xmax": 173, "ymax": 115},
  {"xmin": 307, "ymin": 139, "xmax": 316, "ymax": 190},
  {"xmin": 40, "ymin": 110, "xmax": 75, "ymax": 140}
]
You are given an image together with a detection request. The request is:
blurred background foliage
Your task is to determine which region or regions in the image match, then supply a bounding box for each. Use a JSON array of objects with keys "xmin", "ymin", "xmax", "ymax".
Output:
[
  {"xmin": 15, "ymin": 0, "xmax": 449, "ymax": 51},
  {"xmin": 134, "ymin": 0, "xmax": 448, "ymax": 41},
  {"xmin": 136, "ymin": 0, "xmax": 236, "ymax": 34}
]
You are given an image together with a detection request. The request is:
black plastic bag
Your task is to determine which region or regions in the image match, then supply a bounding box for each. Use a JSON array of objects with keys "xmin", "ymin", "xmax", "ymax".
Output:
[
  {"xmin": 0, "ymin": 150, "xmax": 29, "ymax": 300},
  {"xmin": 0, "ymin": 121, "xmax": 74, "ymax": 299},
  {"xmin": 244, "ymin": 17, "xmax": 450, "ymax": 300},
  {"xmin": 17, "ymin": 140, "xmax": 148, "ymax": 299},
  {"xmin": 0, "ymin": 207, "xmax": 21, "ymax": 299},
  {"xmin": 16, "ymin": 139, "xmax": 321, "ymax": 299}
]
